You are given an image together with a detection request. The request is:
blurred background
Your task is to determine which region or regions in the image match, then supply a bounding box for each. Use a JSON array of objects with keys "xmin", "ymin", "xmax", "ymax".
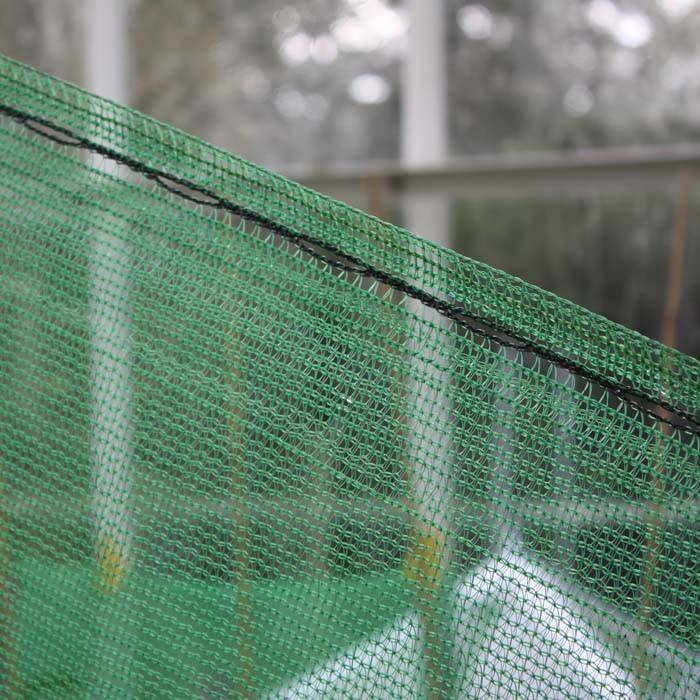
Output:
[{"xmin": 2, "ymin": 0, "xmax": 698, "ymax": 356}]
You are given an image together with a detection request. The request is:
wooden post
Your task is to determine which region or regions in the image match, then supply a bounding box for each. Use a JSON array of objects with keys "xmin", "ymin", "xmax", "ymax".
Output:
[
  {"xmin": 85, "ymin": 0, "xmax": 132, "ymax": 596},
  {"xmin": 84, "ymin": 3, "xmax": 136, "ymax": 696}
]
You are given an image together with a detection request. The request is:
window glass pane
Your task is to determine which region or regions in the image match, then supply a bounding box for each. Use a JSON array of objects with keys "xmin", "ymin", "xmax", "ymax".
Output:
[
  {"xmin": 448, "ymin": 0, "xmax": 700, "ymax": 154},
  {"xmin": 130, "ymin": 0, "xmax": 403, "ymax": 168},
  {"xmin": 0, "ymin": 0, "xmax": 83, "ymax": 83},
  {"xmin": 451, "ymin": 189, "xmax": 700, "ymax": 356}
]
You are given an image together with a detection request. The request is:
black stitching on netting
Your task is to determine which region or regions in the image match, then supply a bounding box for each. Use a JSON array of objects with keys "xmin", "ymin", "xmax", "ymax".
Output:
[
  {"xmin": 1, "ymin": 102, "xmax": 698, "ymax": 436},
  {"xmin": 295, "ymin": 238, "xmax": 369, "ymax": 274},
  {"xmin": 154, "ymin": 174, "xmax": 223, "ymax": 207}
]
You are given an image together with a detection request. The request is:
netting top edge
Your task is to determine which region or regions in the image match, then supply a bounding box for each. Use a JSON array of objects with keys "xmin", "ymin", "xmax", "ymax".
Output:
[{"xmin": 0, "ymin": 54, "xmax": 698, "ymax": 418}]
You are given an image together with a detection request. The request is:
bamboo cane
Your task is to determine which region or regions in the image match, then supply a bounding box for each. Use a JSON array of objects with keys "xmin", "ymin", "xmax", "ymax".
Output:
[
  {"xmin": 634, "ymin": 169, "xmax": 691, "ymax": 696},
  {"xmin": 0, "ymin": 458, "xmax": 18, "ymax": 696},
  {"xmin": 223, "ymin": 234, "xmax": 256, "ymax": 699}
]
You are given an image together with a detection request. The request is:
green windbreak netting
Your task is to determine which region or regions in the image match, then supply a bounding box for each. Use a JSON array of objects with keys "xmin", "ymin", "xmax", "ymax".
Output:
[{"xmin": 0, "ymin": 55, "xmax": 698, "ymax": 699}]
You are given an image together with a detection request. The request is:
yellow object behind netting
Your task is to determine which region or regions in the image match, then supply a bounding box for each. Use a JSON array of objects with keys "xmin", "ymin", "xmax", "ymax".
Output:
[{"xmin": 0, "ymin": 55, "xmax": 698, "ymax": 698}]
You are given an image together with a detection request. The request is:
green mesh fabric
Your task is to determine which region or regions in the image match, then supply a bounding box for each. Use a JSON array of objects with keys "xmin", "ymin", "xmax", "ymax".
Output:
[{"xmin": 0, "ymin": 55, "xmax": 698, "ymax": 699}]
